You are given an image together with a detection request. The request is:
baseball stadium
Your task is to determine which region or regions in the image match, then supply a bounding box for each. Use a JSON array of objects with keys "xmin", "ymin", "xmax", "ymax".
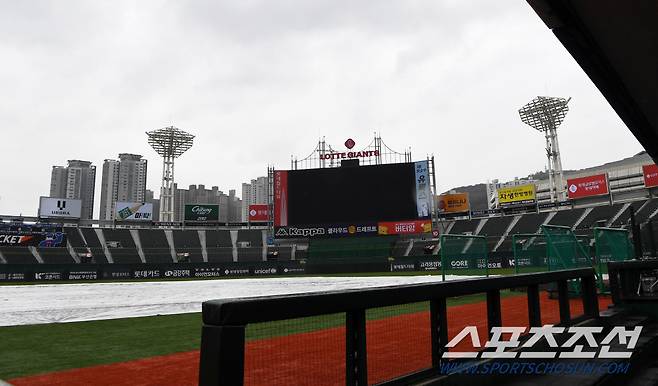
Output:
[{"xmin": 2, "ymin": 1, "xmax": 658, "ymax": 386}]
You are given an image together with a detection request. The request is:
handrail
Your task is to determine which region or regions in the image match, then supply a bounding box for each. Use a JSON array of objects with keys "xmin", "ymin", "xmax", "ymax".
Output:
[{"xmin": 199, "ymin": 268, "xmax": 599, "ymax": 386}]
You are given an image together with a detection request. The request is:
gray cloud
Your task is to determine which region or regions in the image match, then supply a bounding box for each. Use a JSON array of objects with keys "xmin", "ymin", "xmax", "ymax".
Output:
[{"xmin": 0, "ymin": 1, "xmax": 643, "ymax": 216}]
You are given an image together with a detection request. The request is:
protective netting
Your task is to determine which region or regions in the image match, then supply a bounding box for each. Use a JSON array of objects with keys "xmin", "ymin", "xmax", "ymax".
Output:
[
  {"xmin": 440, "ymin": 235, "xmax": 488, "ymax": 279},
  {"xmin": 594, "ymin": 227, "xmax": 634, "ymax": 291},
  {"xmin": 512, "ymin": 234, "xmax": 549, "ymax": 273},
  {"xmin": 244, "ymin": 313, "xmax": 346, "ymax": 386},
  {"xmin": 540, "ymin": 225, "xmax": 592, "ymax": 270},
  {"xmin": 365, "ymin": 302, "xmax": 431, "ymax": 384}
]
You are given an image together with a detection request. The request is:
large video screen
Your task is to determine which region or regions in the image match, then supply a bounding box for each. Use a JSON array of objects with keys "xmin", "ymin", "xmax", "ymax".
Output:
[{"xmin": 274, "ymin": 161, "xmax": 432, "ymax": 237}]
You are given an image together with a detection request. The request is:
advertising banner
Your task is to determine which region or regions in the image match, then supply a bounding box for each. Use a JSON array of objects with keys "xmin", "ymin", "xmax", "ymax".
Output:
[
  {"xmin": 470, "ymin": 208, "xmax": 501, "ymax": 217},
  {"xmin": 566, "ymin": 174, "xmax": 609, "ymax": 199},
  {"xmin": 643, "ymin": 164, "xmax": 658, "ymax": 188},
  {"xmin": 414, "ymin": 161, "xmax": 432, "ymax": 218},
  {"xmin": 377, "ymin": 220, "xmax": 432, "ymax": 235},
  {"xmin": 39, "ymin": 197, "xmax": 82, "ymax": 219},
  {"xmin": 497, "ymin": 185, "xmax": 536, "ymax": 207},
  {"xmin": 274, "ymin": 223, "xmax": 379, "ymax": 238},
  {"xmin": 274, "ymin": 171, "xmax": 288, "ymax": 226},
  {"xmin": 115, "ymin": 202, "xmax": 153, "ymax": 221},
  {"xmin": 248, "ymin": 204, "xmax": 269, "ymax": 222},
  {"xmin": 437, "ymin": 193, "xmax": 470, "ymax": 213},
  {"xmin": 0, "ymin": 232, "xmax": 66, "ymax": 247},
  {"xmin": 184, "ymin": 204, "xmax": 219, "ymax": 222}
]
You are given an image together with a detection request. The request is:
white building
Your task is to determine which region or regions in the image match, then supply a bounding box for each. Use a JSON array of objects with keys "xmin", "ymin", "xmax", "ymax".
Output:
[
  {"xmin": 241, "ymin": 176, "xmax": 268, "ymax": 221},
  {"xmin": 99, "ymin": 154, "xmax": 148, "ymax": 221}
]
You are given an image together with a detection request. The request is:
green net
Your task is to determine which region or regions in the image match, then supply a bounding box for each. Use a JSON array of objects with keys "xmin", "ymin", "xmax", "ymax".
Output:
[
  {"xmin": 541, "ymin": 225, "xmax": 593, "ymax": 295},
  {"xmin": 306, "ymin": 236, "xmax": 395, "ymax": 264},
  {"xmin": 541, "ymin": 225, "xmax": 592, "ymax": 269},
  {"xmin": 440, "ymin": 234, "xmax": 488, "ymax": 280},
  {"xmin": 512, "ymin": 234, "xmax": 549, "ymax": 274},
  {"xmin": 594, "ymin": 227, "xmax": 634, "ymax": 291}
]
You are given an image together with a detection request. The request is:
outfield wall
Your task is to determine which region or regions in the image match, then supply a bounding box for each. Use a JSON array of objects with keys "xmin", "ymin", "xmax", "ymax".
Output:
[
  {"xmin": 0, "ymin": 262, "xmax": 307, "ymax": 282},
  {"xmin": 0, "ymin": 251, "xmax": 514, "ymax": 282}
]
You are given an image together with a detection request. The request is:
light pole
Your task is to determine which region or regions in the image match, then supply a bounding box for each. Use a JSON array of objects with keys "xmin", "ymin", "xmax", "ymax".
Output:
[
  {"xmin": 146, "ymin": 126, "xmax": 195, "ymax": 222},
  {"xmin": 519, "ymin": 96, "xmax": 570, "ymax": 203}
]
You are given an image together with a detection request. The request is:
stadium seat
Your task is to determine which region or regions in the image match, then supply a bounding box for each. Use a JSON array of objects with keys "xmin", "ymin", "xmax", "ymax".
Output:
[
  {"xmin": 138, "ymin": 229, "xmax": 174, "ymax": 263},
  {"xmin": 576, "ymin": 203, "xmax": 625, "ymax": 230},
  {"xmin": 547, "ymin": 208, "xmax": 586, "ymax": 228},
  {"xmin": 450, "ymin": 219, "xmax": 480, "ymax": 234},
  {"xmin": 79, "ymin": 228, "xmax": 109, "ymax": 264},
  {"xmin": 508, "ymin": 212, "xmax": 548, "ymax": 235},
  {"xmin": 102, "ymin": 229, "xmax": 142, "ymax": 264},
  {"xmin": 0, "ymin": 247, "xmax": 38, "ymax": 264},
  {"xmin": 39, "ymin": 248, "xmax": 76, "ymax": 264},
  {"xmin": 205, "ymin": 230, "xmax": 234, "ymax": 263},
  {"xmin": 172, "ymin": 230, "xmax": 204, "ymax": 263}
]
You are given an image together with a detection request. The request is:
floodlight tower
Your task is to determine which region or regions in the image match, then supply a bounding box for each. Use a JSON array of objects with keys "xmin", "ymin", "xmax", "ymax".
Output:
[
  {"xmin": 146, "ymin": 126, "xmax": 195, "ymax": 222},
  {"xmin": 519, "ymin": 96, "xmax": 571, "ymax": 203}
]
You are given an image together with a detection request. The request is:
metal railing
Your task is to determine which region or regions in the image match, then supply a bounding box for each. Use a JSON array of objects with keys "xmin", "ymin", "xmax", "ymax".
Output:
[{"xmin": 198, "ymin": 268, "xmax": 599, "ymax": 386}]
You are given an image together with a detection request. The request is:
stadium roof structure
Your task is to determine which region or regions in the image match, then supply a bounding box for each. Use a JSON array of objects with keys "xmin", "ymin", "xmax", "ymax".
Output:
[{"xmin": 527, "ymin": 0, "xmax": 658, "ymax": 162}]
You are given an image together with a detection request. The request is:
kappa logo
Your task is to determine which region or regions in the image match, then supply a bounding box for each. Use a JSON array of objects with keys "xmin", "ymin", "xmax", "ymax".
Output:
[{"xmin": 277, "ymin": 227, "xmax": 326, "ymax": 237}]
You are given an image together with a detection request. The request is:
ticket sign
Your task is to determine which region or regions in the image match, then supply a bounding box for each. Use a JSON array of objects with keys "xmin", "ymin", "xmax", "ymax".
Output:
[
  {"xmin": 566, "ymin": 174, "xmax": 608, "ymax": 199},
  {"xmin": 643, "ymin": 164, "xmax": 658, "ymax": 188}
]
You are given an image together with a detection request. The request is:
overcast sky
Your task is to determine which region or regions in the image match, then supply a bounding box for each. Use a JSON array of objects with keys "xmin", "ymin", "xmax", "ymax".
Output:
[{"xmin": 0, "ymin": 1, "xmax": 644, "ymax": 217}]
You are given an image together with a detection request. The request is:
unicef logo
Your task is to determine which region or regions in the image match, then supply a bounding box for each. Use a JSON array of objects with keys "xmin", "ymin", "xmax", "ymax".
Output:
[{"xmin": 569, "ymin": 184, "xmax": 577, "ymax": 193}]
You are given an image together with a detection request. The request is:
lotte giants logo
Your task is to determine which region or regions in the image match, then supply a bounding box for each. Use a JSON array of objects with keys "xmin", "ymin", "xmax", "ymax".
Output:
[{"xmin": 318, "ymin": 138, "xmax": 381, "ymax": 160}]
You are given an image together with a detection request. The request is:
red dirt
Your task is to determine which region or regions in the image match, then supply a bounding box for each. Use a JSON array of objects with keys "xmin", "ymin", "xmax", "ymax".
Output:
[{"xmin": 9, "ymin": 293, "xmax": 612, "ymax": 386}]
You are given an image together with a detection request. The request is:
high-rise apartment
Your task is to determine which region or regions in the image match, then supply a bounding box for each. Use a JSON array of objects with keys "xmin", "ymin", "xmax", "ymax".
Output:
[
  {"xmin": 49, "ymin": 160, "xmax": 96, "ymax": 220},
  {"xmin": 172, "ymin": 184, "xmax": 242, "ymax": 222},
  {"xmin": 241, "ymin": 176, "xmax": 268, "ymax": 221},
  {"xmin": 99, "ymin": 153, "xmax": 148, "ymax": 221}
]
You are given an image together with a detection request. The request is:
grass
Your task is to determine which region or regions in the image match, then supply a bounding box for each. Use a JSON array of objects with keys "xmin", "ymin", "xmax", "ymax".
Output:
[{"xmin": 0, "ymin": 290, "xmax": 524, "ymax": 380}]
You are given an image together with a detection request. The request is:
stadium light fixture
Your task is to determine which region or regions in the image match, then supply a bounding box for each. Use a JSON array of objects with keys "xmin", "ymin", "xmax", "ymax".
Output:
[
  {"xmin": 146, "ymin": 126, "xmax": 195, "ymax": 222},
  {"xmin": 519, "ymin": 96, "xmax": 571, "ymax": 203}
]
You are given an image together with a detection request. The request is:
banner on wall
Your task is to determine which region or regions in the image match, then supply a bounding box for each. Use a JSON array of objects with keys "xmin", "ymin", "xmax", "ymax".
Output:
[
  {"xmin": 184, "ymin": 204, "xmax": 219, "ymax": 222},
  {"xmin": 414, "ymin": 161, "xmax": 431, "ymax": 218},
  {"xmin": 377, "ymin": 220, "xmax": 432, "ymax": 235},
  {"xmin": 643, "ymin": 164, "xmax": 658, "ymax": 188},
  {"xmin": 39, "ymin": 197, "xmax": 82, "ymax": 219},
  {"xmin": 437, "ymin": 193, "xmax": 470, "ymax": 213},
  {"xmin": 274, "ymin": 171, "xmax": 288, "ymax": 226},
  {"xmin": 566, "ymin": 174, "xmax": 609, "ymax": 199},
  {"xmin": 115, "ymin": 202, "xmax": 153, "ymax": 221},
  {"xmin": 497, "ymin": 185, "xmax": 536, "ymax": 207},
  {"xmin": 249, "ymin": 204, "xmax": 269, "ymax": 222}
]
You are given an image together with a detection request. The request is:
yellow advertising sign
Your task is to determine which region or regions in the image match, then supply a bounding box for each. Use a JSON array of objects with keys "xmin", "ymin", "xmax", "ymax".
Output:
[
  {"xmin": 497, "ymin": 184, "xmax": 536, "ymax": 206},
  {"xmin": 437, "ymin": 193, "xmax": 470, "ymax": 213}
]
